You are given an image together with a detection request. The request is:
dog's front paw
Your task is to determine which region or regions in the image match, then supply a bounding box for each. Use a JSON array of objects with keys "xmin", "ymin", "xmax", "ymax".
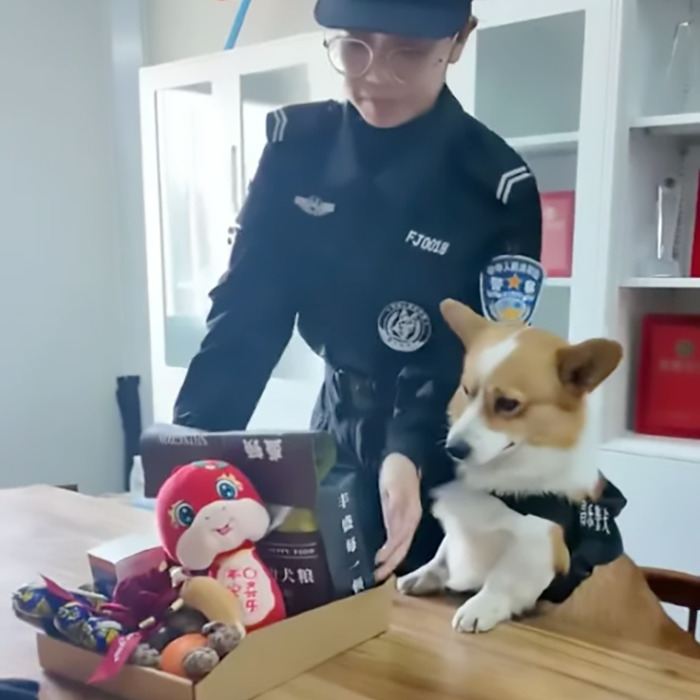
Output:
[
  {"xmin": 452, "ymin": 591, "xmax": 512, "ymax": 633},
  {"xmin": 397, "ymin": 566, "xmax": 446, "ymax": 597}
]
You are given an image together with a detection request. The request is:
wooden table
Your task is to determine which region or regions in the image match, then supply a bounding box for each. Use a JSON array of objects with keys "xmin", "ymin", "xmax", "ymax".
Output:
[{"xmin": 4, "ymin": 486, "xmax": 700, "ymax": 699}]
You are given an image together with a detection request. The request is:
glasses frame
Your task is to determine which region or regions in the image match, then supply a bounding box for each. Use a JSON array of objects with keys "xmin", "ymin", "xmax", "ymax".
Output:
[{"xmin": 322, "ymin": 33, "xmax": 458, "ymax": 85}]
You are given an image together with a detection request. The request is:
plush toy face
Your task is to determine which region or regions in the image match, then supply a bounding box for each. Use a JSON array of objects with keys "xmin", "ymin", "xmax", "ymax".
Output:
[{"xmin": 156, "ymin": 460, "xmax": 270, "ymax": 572}]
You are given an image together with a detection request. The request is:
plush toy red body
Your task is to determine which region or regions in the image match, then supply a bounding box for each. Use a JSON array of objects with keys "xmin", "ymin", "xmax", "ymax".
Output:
[{"xmin": 156, "ymin": 460, "xmax": 286, "ymax": 632}]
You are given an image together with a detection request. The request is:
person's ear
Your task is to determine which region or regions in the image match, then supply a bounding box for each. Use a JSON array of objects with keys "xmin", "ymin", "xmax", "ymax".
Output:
[{"xmin": 449, "ymin": 15, "xmax": 478, "ymax": 63}]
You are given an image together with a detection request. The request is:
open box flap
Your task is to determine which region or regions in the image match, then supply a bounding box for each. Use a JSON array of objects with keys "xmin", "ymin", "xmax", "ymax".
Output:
[{"xmin": 140, "ymin": 423, "xmax": 336, "ymax": 507}]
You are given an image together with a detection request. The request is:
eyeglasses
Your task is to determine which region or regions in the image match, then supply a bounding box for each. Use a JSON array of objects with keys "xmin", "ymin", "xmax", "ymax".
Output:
[{"xmin": 323, "ymin": 33, "xmax": 453, "ymax": 84}]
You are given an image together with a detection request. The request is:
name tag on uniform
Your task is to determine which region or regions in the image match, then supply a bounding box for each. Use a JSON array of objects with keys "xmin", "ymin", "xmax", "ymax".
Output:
[{"xmin": 479, "ymin": 254, "xmax": 545, "ymax": 325}]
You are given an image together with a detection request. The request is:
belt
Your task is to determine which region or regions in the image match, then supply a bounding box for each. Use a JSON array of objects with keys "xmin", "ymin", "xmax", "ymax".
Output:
[{"xmin": 332, "ymin": 368, "xmax": 391, "ymax": 413}]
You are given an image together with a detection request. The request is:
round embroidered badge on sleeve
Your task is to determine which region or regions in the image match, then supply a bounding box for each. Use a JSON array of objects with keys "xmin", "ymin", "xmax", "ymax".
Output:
[{"xmin": 378, "ymin": 301, "xmax": 432, "ymax": 352}]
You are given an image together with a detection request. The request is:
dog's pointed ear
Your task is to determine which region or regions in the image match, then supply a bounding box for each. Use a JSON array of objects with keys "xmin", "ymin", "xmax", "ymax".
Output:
[
  {"xmin": 556, "ymin": 339, "xmax": 623, "ymax": 395},
  {"xmin": 440, "ymin": 299, "xmax": 489, "ymax": 348}
]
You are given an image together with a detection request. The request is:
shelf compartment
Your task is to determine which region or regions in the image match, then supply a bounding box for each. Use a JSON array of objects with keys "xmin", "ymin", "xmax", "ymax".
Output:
[
  {"xmin": 545, "ymin": 277, "xmax": 571, "ymax": 287},
  {"xmin": 602, "ymin": 432, "xmax": 700, "ymax": 464},
  {"xmin": 506, "ymin": 132, "xmax": 579, "ymax": 156},
  {"xmin": 631, "ymin": 113, "xmax": 700, "ymax": 139},
  {"xmin": 621, "ymin": 277, "xmax": 700, "ymax": 289}
]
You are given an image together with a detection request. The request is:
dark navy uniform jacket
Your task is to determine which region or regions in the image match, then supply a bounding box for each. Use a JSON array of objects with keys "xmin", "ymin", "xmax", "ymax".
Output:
[{"xmin": 173, "ymin": 86, "xmax": 542, "ymax": 490}]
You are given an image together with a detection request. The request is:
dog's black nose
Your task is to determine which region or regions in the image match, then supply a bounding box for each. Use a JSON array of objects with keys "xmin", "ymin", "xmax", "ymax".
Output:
[{"xmin": 446, "ymin": 440, "xmax": 472, "ymax": 461}]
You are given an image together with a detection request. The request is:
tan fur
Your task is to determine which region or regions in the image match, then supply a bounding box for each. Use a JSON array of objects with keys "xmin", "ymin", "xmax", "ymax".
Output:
[
  {"xmin": 569, "ymin": 477, "xmax": 606, "ymax": 503},
  {"xmin": 441, "ymin": 300, "xmax": 700, "ymax": 660},
  {"xmin": 537, "ymin": 556, "xmax": 700, "ymax": 659},
  {"xmin": 444, "ymin": 301, "xmax": 621, "ymax": 452},
  {"xmin": 549, "ymin": 525, "xmax": 570, "ymax": 575}
]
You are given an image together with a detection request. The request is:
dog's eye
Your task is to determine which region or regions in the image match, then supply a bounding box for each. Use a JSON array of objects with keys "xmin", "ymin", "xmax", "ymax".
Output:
[
  {"xmin": 462, "ymin": 385, "xmax": 470, "ymax": 396},
  {"xmin": 494, "ymin": 397, "xmax": 521, "ymax": 414}
]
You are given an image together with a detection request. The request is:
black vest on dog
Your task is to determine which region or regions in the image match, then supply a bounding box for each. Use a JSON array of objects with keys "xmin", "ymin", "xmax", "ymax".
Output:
[{"xmin": 493, "ymin": 476, "xmax": 627, "ymax": 604}]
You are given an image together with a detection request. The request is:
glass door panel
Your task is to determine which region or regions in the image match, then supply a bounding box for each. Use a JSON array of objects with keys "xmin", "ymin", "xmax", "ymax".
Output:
[
  {"xmin": 474, "ymin": 11, "xmax": 584, "ymax": 138},
  {"xmin": 156, "ymin": 82, "xmax": 232, "ymax": 369},
  {"xmin": 635, "ymin": 0, "xmax": 700, "ymax": 118},
  {"xmin": 141, "ymin": 56, "xmax": 238, "ymax": 423}
]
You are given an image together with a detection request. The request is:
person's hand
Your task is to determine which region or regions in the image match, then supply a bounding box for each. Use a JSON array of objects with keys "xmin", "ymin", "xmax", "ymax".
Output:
[{"xmin": 375, "ymin": 453, "xmax": 422, "ymax": 582}]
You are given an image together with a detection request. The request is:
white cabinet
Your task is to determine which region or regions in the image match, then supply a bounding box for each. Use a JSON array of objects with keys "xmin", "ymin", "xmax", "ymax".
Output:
[
  {"xmin": 140, "ymin": 33, "xmax": 340, "ymax": 429},
  {"xmin": 596, "ymin": 0, "xmax": 700, "ymax": 576}
]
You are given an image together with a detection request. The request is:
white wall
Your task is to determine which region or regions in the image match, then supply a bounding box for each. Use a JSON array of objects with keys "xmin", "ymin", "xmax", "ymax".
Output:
[
  {"xmin": 143, "ymin": 0, "xmax": 317, "ymax": 65},
  {"xmin": 0, "ymin": 0, "xmax": 146, "ymax": 494},
  {"xmin": 109, "ymin": 0, "xmax": 153, "ymax": 435}
]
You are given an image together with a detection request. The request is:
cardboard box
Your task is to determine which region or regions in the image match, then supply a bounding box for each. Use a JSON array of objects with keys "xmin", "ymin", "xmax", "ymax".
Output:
[{"xmin": 37, "ymin": 577, "xmax": 394, "ymax": 700}]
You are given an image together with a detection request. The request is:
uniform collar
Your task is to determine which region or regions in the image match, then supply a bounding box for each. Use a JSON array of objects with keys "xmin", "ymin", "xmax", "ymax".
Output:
[{"xmin": 324, "ymin": 86, "xmax": 465, "ymax": 209}]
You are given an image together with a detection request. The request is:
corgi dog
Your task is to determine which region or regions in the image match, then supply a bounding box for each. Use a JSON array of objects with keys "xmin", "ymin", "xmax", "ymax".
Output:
[{"xmin": 397, "ymin": 299, "xmax": 700, "ymax": 659}]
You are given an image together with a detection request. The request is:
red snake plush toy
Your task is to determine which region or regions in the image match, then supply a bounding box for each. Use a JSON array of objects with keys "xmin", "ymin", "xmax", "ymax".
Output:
[{"xmin": 156, "ymin": 460, "xmax": 286, "ymax": 632}]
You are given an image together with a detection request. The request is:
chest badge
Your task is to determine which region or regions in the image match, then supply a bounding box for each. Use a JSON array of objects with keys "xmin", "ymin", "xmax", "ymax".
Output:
[
  {"xmin": 378, "ymin": 301, "xmax": 432, "ymax": 353},
  {"xmin": 479, "ymin": 254, "xmax": 545, "ymax": 325},
  {"xmin": 294, "ymin": 195, "xmax": 336, "ymax": 217}
]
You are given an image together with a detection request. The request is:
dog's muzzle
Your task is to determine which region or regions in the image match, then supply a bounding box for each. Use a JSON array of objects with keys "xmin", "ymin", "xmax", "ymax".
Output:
[{"xmin": 445, "ymin": 439, "xmax": 472, "ymax": 462}]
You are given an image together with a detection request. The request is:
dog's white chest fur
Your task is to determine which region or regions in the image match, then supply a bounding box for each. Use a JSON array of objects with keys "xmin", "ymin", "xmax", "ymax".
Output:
[
  {"xmin": 433, "ymin": 482, "xmax": 552, "ymax": 594},
  {"xmin": 398, "ymin": 480, "xmax": 565, "ymax": 634}
]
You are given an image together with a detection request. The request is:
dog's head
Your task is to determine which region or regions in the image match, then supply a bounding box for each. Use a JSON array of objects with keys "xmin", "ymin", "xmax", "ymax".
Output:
[{"xmin": 440, "ymin": 299, "xmax": 622, "ymax": 492}]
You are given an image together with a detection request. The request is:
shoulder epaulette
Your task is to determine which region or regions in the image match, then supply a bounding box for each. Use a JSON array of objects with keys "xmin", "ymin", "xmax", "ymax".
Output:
[
  {"xmin": 495, "ymin": 164, "xmax": 534, "ymax": 206},
  {"xmin": 457, "ymin": 112, "xmax": 535, "ymax": 206},
  {"xmin": 265, "ymin": 100, "xmax": 340, "ymax": 145}
]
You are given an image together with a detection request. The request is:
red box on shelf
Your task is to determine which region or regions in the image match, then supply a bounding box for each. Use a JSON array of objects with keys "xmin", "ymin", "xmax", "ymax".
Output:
[
  {"xmin": 540, "ymin": 191, "xmax": 575, "ymax": 277},
  {"xmin": 688, "ymin": 172, "xmax": 700, "ymax": 277},
  {"xmin": 635, "ymin": 313, "xmax": 700, "ymax": 439}
]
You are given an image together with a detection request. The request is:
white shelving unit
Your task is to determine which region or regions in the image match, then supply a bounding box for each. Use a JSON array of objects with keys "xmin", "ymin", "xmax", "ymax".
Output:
[
  {"xmin": 592, "ymin": 0, "xmax": 700, "ymax": 578},
  {"xmin": 138, "ymin": 0, "xmax": 700, "ymax": 574},
  {"xmin": 633, "ymin": 113, "xmax": 700, "ymax": 138},
  {"xmin": 603, "ymin": 432, "xmax": 700, "ymax": 464},
  {"xmin": 507, "ymin": 132, "xmax": 580, "ymax": 156},
  {"xmin": 622, "ymin": 277, "xmax": 700, "ymax": 288}
]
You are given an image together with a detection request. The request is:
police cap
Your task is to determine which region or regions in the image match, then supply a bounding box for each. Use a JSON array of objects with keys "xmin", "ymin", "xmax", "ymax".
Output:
[{"xmin": 314, "ymin": 0, "xmax": 473, "ymax": 40}]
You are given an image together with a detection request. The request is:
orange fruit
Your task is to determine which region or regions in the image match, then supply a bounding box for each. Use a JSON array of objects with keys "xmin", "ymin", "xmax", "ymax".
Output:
[{"xmin": 160, "ymin": 633, "xmax": 208, "ymax": 677}]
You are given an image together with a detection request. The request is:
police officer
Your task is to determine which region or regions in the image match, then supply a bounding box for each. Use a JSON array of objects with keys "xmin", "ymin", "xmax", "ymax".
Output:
[{"xmin": 173, "ymin": 0, "xmax": 543, "ymax": 582}]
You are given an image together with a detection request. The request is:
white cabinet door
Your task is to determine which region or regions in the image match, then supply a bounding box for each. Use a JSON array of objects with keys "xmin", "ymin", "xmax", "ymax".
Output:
[
  {"xmin": 141, "ymin": 55, "xmax": 240, "ymax": 425},
  {"xmin": 448, "ymin": 0, "xmax": 615, "ymax": 347},
  {"xmin": 141, "ymin": 35, "xmax": 344, "ymax": 430}
]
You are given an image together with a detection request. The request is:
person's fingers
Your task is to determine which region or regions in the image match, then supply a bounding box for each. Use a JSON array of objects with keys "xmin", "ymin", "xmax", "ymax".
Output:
[
  {"xmin": 375, "ymin": 533, "xmax": 411, "ymax": 582},
  {"xmin": 375, "ymin": 522, "xmax": 403, "ymax": 565},
  {"xmin": 375, "ymin": 510, "xmax": 414, "ymax": 567}
]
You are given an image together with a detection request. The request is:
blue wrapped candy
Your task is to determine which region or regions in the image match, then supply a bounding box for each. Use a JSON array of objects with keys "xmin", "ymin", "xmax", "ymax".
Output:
[
  {"xmin": 12, "ymin": 582, "xmax": 105, "ymax": 628},
  {"xmin": 12, "ymin": 584, "xmax": 57, "ymax": 626},
  {"xmin": 55, "ymin": 602, "xmax": 123, "ymax": 653}
]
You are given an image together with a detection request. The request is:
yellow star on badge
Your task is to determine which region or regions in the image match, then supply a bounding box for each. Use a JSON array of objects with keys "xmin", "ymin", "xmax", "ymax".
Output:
[
  {"xmin": 501, "ymin": 307, "xmax": 522, "ymax": 321},
  {"xmin": 507, "ymin": 274, "xmax": 521, "ymax": 289}
]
